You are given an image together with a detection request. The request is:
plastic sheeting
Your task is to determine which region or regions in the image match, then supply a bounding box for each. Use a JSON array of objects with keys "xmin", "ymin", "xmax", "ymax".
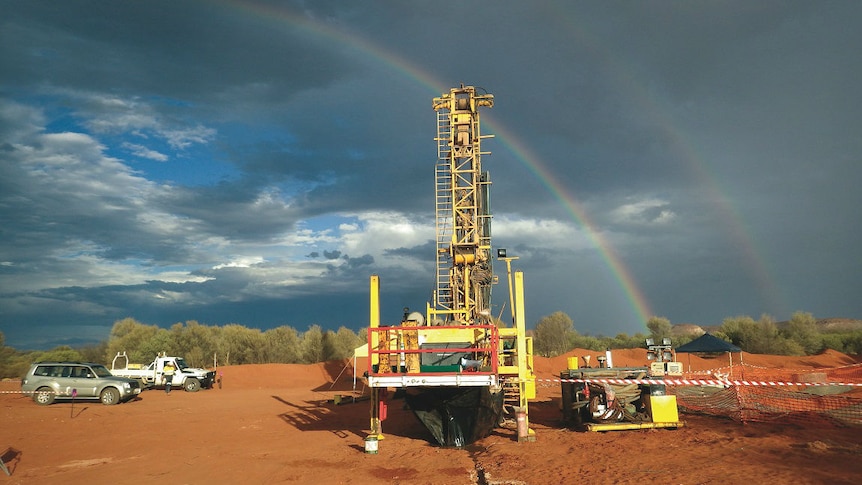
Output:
[{"xmin": 405, "ymin": 386, "xmax": 504, "ymax": 447}]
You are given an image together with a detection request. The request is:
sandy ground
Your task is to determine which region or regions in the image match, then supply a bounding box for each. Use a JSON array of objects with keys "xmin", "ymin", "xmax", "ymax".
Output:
[{"xmin": 2, "ymin": 350, "xmax": 860, "ymax": 484}]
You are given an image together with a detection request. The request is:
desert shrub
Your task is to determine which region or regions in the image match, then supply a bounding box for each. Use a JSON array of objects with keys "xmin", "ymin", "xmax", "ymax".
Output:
[
  {"xmin": 720, "ymin": 314, "xmax": 804, "ymax": 355},
  {"xmin": 781, "ymin": 311, "xmax": 824, "ymax": 355},
  {"xmin": 533, "ymin": 312, "xmax": 577, "ymax": 357},
  {"xmin": 300, "ymin": 325, "xmax": 328, "ymax": 364},
  {"xmin": 29, "ymin": 346, "xmax": 83, "ymax": 362},
  {"xmin": 647, "ymin": 316, "xmax": 673, "ymax": 343},
  {"xmin": 170, "ymin": 321, "xmax": 217, "ymax": 368},
  {"xmin": 330, "ymin": 326, "xmax": 364, "ymax": 360},
  {"xmin": 105, "ymin": 318, "xmax": 163, "ymax": 363},
  {"xmin": 263, "ymin": 326, "xmax": 302, "ymax": 363},
  {"xmin": 821, "ymin": 330, "xmax": 862, "ymax": 355},
  {"xmin": 77, "ymin": 341, "xmax": 108, "ymax": 364},
  {"xmin": 216, "ymin": 324, "xmax": 267, "ymax": 365},
  {"xmin": 606, "ymin": 332, "xmax": 649, "ymax": 349},
  {"xmin": 570, "ymin": 334, "xmax": 604, "ymax": 351}
]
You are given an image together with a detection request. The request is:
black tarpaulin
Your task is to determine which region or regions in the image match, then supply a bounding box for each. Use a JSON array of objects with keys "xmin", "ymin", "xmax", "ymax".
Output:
[{"xmin": 405, "ymin": 387, "xmax": 503, "ymax": 447}]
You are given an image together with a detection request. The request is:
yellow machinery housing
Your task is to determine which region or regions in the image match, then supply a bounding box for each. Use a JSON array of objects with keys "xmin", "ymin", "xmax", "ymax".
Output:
[{"xmin": 560, "ymin": 357, "xmax": 684, "ymax": 432}]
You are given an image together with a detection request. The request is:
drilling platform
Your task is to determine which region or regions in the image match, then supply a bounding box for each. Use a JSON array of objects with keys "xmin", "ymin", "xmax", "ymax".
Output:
[{"xmin": 366, "ymin": 85, "xmax": 536, "ymax": 447}]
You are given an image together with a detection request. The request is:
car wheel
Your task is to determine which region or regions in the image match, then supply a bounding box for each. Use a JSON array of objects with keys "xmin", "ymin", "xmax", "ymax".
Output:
[
  {"xmin": 100, "ymin": 387, "xmax": 120, "ymax": 405},
  {"xmin": 184, "ymin": 378, "xmax": 200, "ymax": 392},
  {"xmin": 33, "ymin": 387, "xmax": 55, "ymax": 406}
]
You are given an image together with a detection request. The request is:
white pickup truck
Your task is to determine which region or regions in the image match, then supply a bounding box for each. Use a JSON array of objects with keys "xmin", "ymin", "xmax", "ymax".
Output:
[{"xmin": 110, "ymin": 352, "xmax": 215, "ymax": 392}]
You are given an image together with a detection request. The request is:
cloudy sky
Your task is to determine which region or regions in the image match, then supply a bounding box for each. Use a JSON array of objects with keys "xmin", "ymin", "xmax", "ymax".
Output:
[{"xmin": 2, "ymin": 1, "xmax": 860, "ymax": 349}]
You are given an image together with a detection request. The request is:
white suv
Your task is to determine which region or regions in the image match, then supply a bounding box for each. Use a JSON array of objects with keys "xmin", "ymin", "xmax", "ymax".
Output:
[{"xmin": 21, "ymin": 362, "xmax": 142, "ymax": 405}]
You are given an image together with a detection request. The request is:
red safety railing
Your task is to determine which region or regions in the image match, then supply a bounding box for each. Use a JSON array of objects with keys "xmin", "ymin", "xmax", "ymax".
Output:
[{"xmin": 367, "ymin": 324, "xmax": 499, "ymax": 377}]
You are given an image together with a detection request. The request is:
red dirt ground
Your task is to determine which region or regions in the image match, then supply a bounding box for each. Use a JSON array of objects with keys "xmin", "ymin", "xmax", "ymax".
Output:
[{"xmin": 2, "ymin": 350, "xmax": 860, "ymax": 484}]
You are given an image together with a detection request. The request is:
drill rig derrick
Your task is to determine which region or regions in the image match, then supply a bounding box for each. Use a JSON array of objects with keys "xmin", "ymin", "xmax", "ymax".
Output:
[
  {"xmin": 366, "ymin": 85, "xmax": 535, "ymax": 448},
  {"xmin": 431, "ymin": 84, "xmax": 495, "ymax": 326}
]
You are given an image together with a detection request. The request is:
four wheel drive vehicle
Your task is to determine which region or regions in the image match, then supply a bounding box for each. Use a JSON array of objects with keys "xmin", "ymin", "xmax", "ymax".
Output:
[
  {"xmin": 21, "ymin": 362, "xmax": 142, "ymax": 406},
  {"xmin": 110, "ymin": 352, "xmax": 215, "ymax": 392}
]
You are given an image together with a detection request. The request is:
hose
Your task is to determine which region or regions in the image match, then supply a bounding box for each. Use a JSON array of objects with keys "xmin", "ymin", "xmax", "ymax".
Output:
[{"xmin": 586, "ymin": 371, "xmax": 649, "ymax": 423}]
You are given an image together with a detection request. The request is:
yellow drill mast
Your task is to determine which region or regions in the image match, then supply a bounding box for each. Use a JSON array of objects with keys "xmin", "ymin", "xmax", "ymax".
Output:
[{"xmin": 431, "ymin": 85, "xmax": 495, "ymax": 325}]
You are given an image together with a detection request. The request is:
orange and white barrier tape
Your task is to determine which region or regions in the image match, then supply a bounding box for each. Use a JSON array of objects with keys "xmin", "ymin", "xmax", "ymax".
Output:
[
  {"xmin": 1, "ymin": 390, "xmax": 57, "ymax": 394},
  {"xmin": 540, "ymin": 378, "xmax": 862, "ymax": 387}
]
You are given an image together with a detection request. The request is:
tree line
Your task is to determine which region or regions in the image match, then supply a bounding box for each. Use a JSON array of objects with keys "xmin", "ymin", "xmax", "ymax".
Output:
[
  {"xmin": 2, "ymin": 311, "xmax": 860, "ymax": 378},
  {"xmin": 532, "ymin": 310, "xmax": 862, "ymax": 358},
  {"xmin": 0, "ymin": 318, "xmax": 365, "ymax": 379}
]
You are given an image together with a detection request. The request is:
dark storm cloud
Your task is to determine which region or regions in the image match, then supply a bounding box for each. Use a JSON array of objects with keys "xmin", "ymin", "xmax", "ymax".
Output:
[
  {"xmin": 384, "ymin": 241, "xmax": 436, "ymax": 261},
  {"xmin": 154, "ymin": 182, "xmax": 306, "ymax": 243},
  {"xmin": 0, "ymin": 1, "xmax": 358, "ymax": 101},
  {"xmin": 1, "ymin": 1, "xmax": 861, "ymax": 348}
]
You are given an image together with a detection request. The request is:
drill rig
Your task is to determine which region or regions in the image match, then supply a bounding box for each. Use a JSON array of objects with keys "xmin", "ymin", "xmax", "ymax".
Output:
[{"xmin": 366, "ymin": 85, "xmax": 536, "ymax": 447}]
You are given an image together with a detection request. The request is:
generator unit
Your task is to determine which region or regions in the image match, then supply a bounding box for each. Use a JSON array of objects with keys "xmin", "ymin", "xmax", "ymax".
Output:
[{"xmin": 560, "ymin": 352, "xmax": 684, "ymax": 432}]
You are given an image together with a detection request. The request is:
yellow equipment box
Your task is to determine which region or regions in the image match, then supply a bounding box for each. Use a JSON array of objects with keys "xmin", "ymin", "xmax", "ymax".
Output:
[{"xmin": 648, "ymin": 395, "xmax": 680, "ymax": 423}]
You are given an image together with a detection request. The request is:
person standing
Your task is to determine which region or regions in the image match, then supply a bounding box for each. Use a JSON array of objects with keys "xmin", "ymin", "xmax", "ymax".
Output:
[{"xmin": 163, "ymin": 361, "xmax": 176, "ymax": 394}]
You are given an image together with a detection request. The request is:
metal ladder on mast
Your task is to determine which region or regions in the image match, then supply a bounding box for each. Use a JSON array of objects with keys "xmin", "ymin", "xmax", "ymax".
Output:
[{"xmin": 434, "ymin": 111, "xmax": 453, "ymax": 311}]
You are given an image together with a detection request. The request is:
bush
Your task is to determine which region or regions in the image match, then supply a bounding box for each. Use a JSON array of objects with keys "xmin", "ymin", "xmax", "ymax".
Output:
[{"xmin": 533, "ymin": 312, "xmax": 577, "ymax": 357}]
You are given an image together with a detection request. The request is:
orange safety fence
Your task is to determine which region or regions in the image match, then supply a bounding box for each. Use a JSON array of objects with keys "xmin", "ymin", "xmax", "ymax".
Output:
[{"xmin": 670, "ymin": 362, "xmax": 862, "ymax": 427}]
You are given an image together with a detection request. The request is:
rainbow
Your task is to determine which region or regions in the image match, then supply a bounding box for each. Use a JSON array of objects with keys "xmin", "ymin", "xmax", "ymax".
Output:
[
  {"xmin": 545, "ymin": 6, "xmax": 785, "ymax": 315},
  {"xmin": 484, "ymin": 121, "xmax": 654, "ymax": 324},
  {"xmin": 212, "ymin": 1, "xmax": 781, "ymax": 326}
]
